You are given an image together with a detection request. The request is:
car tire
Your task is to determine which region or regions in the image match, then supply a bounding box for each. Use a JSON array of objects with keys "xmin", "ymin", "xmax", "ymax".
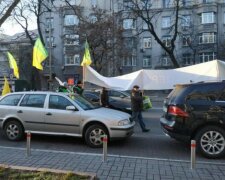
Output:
[
  {"xmin": 85, "ymin": 124, "xmax": 108, "ymax": 148},
  {"xmin": 196, "ymin": 126, "xmax": 225, "ymax": 158},
  {"xmin": 4, "ymin": 120, "xmax": 24, "ymax": 141}
]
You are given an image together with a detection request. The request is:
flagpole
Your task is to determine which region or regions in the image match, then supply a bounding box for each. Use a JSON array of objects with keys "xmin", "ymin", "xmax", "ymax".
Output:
[{"xmin": 83, "ymin": 64, "xmax": 86, "ymax": 89}]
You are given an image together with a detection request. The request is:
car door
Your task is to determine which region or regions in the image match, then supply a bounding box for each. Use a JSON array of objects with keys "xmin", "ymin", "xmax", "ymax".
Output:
[
  {"xmin": 44, "ymin": 94, "xmax": 81, "ymax": 134},
  {"xmin": 18, "ymin": 94, "xmax": 47, "ymax": 131}
]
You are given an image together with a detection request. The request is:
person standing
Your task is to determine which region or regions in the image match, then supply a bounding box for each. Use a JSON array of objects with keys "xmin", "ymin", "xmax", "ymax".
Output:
[
  {"xmin": 73, "ymin": 80, "xmax": 84, "ymax": 95},
  {"xmin": 100, "ymin": 87, "xmax": 109, "ymax": 107},
  {"xmin": 131, "ymin": 85, "xmax": 150, "ymax": 132}
]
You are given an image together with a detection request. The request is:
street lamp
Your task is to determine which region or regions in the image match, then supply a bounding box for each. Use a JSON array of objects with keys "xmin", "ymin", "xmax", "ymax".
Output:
[{"xmin": 48, "ymin": 1, "xmax": 53, "ymax": 90}]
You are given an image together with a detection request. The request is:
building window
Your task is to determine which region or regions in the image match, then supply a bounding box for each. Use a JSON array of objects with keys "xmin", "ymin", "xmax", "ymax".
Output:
[
  {"xmin": 143, "ymin": 56, "xmax": 151, "ymax": 67},
  {"xmin": 123, "ymin": 19, "xmax": 136, "ymax": 29},
  {"xmin": 162, "ymin": 36, "xmax": 171, "ymax": 47},
  {"xmin": 199, "ymin": 52, "xmax": 216, "ymax": 63},
  {"xmin": 201, "ymin": 12, "xmax": 215, "ymax": 24},
  {"xmin": 65, "ymin": 54, "xmax": 80, "ymax": 65},
  {"xmin": 143, "ymin": 21, "xmax": 148, "ymax": 30},
  {"xmin": 64, "ymin": 15, "xmax": 79, "ymax": 26},
  {"xmin": 203, "ymin": 0, "xmax": 214, "ymax": 3},
  {"xmin": 46, "ymin": 17, "xmax": 53, "ymax": 29},
  {"xmin": 162, "ymin": 0, "xmax": 170, "ymax": 8},
  {"xmin": 143, "ymin": 37, "xmax": 151, "ymax": 48},
  {"xmin": 68, "ymin": 0, "xmax": 77, "ymax": 5},
  {"xmin": 160, "ymin": 57, "xmax": 170, "ymax": 66},
  {"xmin": 124, "ymin": 37, "xmax": 136, "ymax": 48},
  {"xmin": 141, "ymin": 0, "xmax": 152, "ymax": 9},
  {"xmin": 199, "ymin": 33, "xmax": 216, "ymax": 44},
  {"xmin": 90, "ymin": 15, "xmax": 97, "ymax": 23},
  {"xmin": 181, "ymin": 15, "xmax": 191, "ymax": 27},
  {"xmin": 123, "ymin": 1, "xmax": 134, "ymax": 10},
  {"xmin": 182, "ymin": 54, "xmax": 192, "ymax": 65},
  {"xmin": 182, "ymin": 35, "xmax": 191, "ymax": 46},
  {"xmin": 123, "ymin": 56, "xmax": 137, "ymax": 66},
  {"xmin": 91, "ymin": 0, "xmax": 97, "ymax": 8},
  {"xmin": 46, "ymin": 36, "xmax": 54, "ymax": 46},
  {"xmin": 224, "ymin": 13, "xmax": 225, "ymax": 24},
  {"xmin": 64, "ymin": 34, "xmax": 79, "ymax": 45},
  {"xmin": 162, "ymin": 16, "xmax": 171, "ymax": 28}
]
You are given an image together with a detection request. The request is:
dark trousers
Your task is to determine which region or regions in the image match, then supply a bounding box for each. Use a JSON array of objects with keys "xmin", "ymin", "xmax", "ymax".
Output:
[{"xmin": 131, "ymin": 111, "xmax": 146, "ymax": 131}]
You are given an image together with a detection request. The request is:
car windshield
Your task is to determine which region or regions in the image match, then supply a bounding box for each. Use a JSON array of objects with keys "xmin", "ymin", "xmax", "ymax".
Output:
[{"xmin": 68, "ymin": 94, "xmax": 100, "ymax": 110}]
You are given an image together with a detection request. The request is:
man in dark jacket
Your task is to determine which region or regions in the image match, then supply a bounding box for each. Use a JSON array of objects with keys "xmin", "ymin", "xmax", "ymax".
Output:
[
  {"xmin": 131, "ymin": 85, "xmax": 150, "ymax": 132},
  {"xmin": 100, "ymin": 87, "xmax": 109, "ymax": 107},
  {"xmin": 73, "ymin": 80, "xmax": 84, "ymax": 95}
]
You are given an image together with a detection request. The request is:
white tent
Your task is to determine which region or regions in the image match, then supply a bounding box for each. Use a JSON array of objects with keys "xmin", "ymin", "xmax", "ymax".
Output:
[{"xmin": 84, "ymin": 60, "xmax": 225, "ymax": 90}]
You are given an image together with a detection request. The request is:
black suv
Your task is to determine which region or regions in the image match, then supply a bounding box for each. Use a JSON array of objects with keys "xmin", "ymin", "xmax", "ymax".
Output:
[{"xmin": 160, "ymin": 81, "xmax": 225, "ymax": 158}]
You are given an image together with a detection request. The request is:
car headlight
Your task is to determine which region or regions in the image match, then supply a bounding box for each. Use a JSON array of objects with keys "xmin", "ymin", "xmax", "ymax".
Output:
[{"xmin": 118, "ymin": 119, "xmax": 130, "ymax": 126}]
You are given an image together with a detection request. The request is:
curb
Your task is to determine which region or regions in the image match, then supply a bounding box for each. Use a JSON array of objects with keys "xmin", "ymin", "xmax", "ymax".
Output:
[{"xmin": 0, "ymin": 164, "xmax": 97, "ymax": 180}]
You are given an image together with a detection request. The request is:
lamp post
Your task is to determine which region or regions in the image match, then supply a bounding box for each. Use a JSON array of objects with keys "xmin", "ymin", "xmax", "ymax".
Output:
[
  {"xmin": 48, "ymin": 1, "xmax": 53, "ymax": 90},
  {"xmin": 111, "ymin": 0, "xmax": 115, "ymax": 76}
]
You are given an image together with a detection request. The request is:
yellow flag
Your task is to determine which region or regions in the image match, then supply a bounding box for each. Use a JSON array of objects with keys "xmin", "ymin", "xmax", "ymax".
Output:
[
  {"xmin": 32, "ymin": 38, "xmax": 48, "ymax": 70},
  {"xmin": 81, "ymin": 40, "xmax": 92, "ymax": 66},
  {"xmin": 7, "ymin": 52, "xmax": 19, "ymax": 79},
  {"xmin": 2, "ymin": 77, "xmax": 11, "ymax": 96}
]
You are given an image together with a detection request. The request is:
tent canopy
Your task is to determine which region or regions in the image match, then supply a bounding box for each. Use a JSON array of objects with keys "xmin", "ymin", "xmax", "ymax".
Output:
[{"xmin": 84, "ymin": 60, "xmax": 225, "ymax": 90}]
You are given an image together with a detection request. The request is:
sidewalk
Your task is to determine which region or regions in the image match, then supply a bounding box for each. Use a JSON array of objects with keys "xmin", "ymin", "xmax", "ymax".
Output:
[{"xmin": 0, "ymin": 146, "xmax": 224, "ymax": 180}]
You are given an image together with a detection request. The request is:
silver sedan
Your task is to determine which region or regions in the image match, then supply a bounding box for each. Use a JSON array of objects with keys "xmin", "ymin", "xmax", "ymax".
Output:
[{"xmin": 0, "ymin": 91, "xmax": 134, "ymax": 147}]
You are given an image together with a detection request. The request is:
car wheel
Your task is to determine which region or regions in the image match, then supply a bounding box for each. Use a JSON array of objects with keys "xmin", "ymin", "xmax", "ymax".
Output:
[
  {"xmin": 85, "ymin": 124, "xmax": 108, "ymax": 148},
  {"xmin": 4, "ymin": 120, "xmax": 24, "ymax": 141},
  {"xmin": 196, "ymin": 126, "xmax": 225, "ymax": 158}
]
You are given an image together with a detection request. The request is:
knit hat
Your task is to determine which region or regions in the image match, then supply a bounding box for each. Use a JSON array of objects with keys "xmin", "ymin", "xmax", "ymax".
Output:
[{"xmin": 133, "ymin": 85, "xmax": 139, "ymax": 89}]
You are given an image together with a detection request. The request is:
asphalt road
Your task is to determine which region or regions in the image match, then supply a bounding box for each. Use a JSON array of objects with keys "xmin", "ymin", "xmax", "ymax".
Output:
[{"xmin": 0, "ymin": 105, "xmax": 224, "ymax": 164}]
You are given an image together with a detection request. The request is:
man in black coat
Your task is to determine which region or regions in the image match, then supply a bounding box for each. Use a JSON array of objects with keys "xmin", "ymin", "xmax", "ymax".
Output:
[
  {"xmin": 131, "ymin": 85, "xmax": 150, "ymax": 132},
  {"xmin": 100, "ymin": 87, "xmax": 109, "ymax": 107}
]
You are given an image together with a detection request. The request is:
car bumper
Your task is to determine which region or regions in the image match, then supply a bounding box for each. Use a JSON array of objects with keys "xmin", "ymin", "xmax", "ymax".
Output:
[
  {"xmin": 160, "ymin": 117, "xmax": 190, "ymax": 142},
  {"xmin": 110, "ymin": 122, "xmax": 135, "ymax": 139}
]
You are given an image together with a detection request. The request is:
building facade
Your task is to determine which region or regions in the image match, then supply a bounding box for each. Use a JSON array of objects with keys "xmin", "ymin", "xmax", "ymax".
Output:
[
  {"xmin": 39, "ymin": 0, "xmax": 225, "ymax": 87},
  {"xmin": 0, "ymin": 31, "xmax": 37, "ymax": 91}
]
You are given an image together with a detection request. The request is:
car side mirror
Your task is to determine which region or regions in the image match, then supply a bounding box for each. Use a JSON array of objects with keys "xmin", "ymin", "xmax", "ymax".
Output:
[{"xmin": 66, "ymin": 106, "xmax": 77, "ymax": 111}]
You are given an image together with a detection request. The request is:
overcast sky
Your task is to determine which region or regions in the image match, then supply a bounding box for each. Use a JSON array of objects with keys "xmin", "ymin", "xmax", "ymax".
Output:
[{"xmin": 1, "ymin": 18, "xmax": 37, "ymax": 36}]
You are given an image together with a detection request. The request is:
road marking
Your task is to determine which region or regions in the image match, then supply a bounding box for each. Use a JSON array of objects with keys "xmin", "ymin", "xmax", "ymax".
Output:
[{"xmin": 0, "ymin": 145, "xmax": 224, "ymax": 165}]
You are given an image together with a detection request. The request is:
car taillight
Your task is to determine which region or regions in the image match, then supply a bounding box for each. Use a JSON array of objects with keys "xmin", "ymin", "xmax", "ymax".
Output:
[{"xmin": 168, "ymin": 106, "xmax": 189, "ymax": 117}]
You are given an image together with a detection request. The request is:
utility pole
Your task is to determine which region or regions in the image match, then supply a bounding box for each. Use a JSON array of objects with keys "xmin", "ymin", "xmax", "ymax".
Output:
[
  {"xmin": 111, "ymin": 0, "xmax": 115, "ymax": 76},
  {"xmin": 48, "ymin": 1, "xmax": 52, "ymax": 90}
]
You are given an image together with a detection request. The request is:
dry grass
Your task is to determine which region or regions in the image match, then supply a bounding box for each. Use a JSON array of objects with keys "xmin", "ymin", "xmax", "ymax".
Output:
[{"xmin": 0, "ymin": 166, "xmax": 90, "ymax": 180}]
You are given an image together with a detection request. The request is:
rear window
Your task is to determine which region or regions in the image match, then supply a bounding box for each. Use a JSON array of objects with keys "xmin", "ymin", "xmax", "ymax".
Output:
[
  {"xmin": 167, "ymin": 82, "xmax": 225, "ymax": 103},
  {"xmin": 0, "ymin": 94, "xmax": 23, "ymax": 106},
  {"xmin": 187, "ymin": 83, "xmax": 224, "ymax": 101},
  {"xmin": 167, "ymin": 85, "xmax": 188, "ymax": 103}
]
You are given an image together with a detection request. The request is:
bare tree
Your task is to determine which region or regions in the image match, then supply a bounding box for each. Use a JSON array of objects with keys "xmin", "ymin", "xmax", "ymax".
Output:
[
  {"xmin": 79, "ymin": 9, "xmax": 126, "ymax": 75},
  {"xmin": 0, "ymin": 0, "xmax": 21, "ymax": 27},
  {"xmin": 12, "ymin": 0, "xmax": 54, "ymax": 45},
  {"xmin": 62, "ymin": 1, "xmax": 127, "ymax": 75},
  {"xmin": 126, "ymin": 0, "xmax": 181, "ymax": 68}
]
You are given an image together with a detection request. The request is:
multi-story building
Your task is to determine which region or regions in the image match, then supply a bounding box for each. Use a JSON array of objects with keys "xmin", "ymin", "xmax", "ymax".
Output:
[
  {"xmin": 0, "ymin": 31, "xmax": 37, "ymax": 91},
  {"xmin": 40, "ymin": 0, "xmax": 113, "ymax": 88},
  {"xmin": 40, "ymin": 0, "xmax": 225, "ymax": 87}
]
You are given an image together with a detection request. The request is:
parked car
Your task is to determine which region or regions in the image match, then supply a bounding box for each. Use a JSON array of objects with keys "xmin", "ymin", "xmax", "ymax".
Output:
[
  {"xmin": 0, "ymin": 91, "xmax": 134, "ymax": 148},
  {"xmin": 160, "ymin": 81, "xmax": 225, "ymax": 158},
  {"xmin": 83, "ymin": 90, "xmax": 132, "ymax": 114}
]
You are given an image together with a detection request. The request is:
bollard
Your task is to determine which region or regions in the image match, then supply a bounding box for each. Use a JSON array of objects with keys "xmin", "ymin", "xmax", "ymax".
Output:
[
  {"xmin": 26, "ymin": 131, "xmax": 31, "ymax": 157},
  {"xmin": 190, "ymin": 140, "xmax": 196, "ymax": 169},
  {"xmin": 102, "ymin": 135, "xmax": 108, "ymax": 162}
]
